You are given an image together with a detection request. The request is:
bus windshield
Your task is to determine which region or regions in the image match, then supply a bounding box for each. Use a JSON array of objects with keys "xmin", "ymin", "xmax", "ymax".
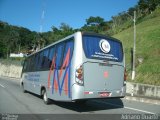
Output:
[{"xmin": 82, "ymin": 35, "xmax": 123, "ymax": 62}]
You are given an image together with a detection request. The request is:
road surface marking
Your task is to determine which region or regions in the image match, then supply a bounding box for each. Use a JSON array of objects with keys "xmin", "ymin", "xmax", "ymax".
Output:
[
  {"xmin": 0, "ymin": 83, "xmax": 5, "ymax": 88},
  {"xmin": 124, "ymin": 106, "xmax": 155, "ymax": 114},
  {"xmin": 94, "ymin": 100, "xmax": 156, "ymax": 114}
]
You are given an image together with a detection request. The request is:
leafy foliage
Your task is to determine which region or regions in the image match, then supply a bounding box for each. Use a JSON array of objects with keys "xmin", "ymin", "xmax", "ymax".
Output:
[
  {"xmin": 114, "ymin": 9, "xmax": 160, "ymax": 85},
  {"xmin": 138, "ymin": 0, "xmax": 160, "ymax": 14},
  {"xmin": 0, "ymin": 0, "xmax": 160, "ymax": 85},
  {"xmin": 0, "ymin": 0, "xmax": 159, "ymax": 58},
  {"xmin": 0, "ymin": 21, "xmax": 38, "ymax": 58}
]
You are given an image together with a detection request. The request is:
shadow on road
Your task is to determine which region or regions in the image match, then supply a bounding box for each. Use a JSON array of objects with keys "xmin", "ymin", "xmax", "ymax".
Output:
[
  {"xmin": 27, "ymin": 92, "xmax": 124, "ymax": 113},
  {"xmin": 52, "ymin": 98, "xmax": 124, "ymax": 113}
]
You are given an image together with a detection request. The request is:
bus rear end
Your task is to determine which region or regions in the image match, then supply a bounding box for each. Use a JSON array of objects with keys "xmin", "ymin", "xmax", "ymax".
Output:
[{"xmin": 73, "ymin": 33, "xmax": 126, "ymax": 100}]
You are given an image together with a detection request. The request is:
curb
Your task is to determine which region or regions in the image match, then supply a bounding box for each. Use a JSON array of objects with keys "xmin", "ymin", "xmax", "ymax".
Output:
[
  {"xmin": 0, "ymin": 76, "xmax": 20, "ymax": 80},
  {"xmin": 124, "ymin": 96, "xmax": 160, "ymax": 105}
]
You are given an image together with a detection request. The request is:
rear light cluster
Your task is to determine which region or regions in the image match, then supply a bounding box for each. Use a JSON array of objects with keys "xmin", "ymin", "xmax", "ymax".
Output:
[
  {"xmin": 75, "ymin": 65, "xmax": 84, "ymax": 85},
  {"xmin": 124, "ymin": 68, "xmax": 127, "ymax": 85}
]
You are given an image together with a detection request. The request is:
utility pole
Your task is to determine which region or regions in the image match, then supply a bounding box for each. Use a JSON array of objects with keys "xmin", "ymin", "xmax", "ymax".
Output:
[
  {"xmin": 131, "ymin": 11, "xmax": 136, "ymax": 80},
  {"xmin": 37, "ymin": 0, "xmax": 46, "ymax": 51}
]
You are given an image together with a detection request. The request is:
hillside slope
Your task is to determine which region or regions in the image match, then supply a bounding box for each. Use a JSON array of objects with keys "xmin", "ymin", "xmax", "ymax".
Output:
[{"xmin": 113, "ymin": 8, "xmax": 160, "ymax": 85}]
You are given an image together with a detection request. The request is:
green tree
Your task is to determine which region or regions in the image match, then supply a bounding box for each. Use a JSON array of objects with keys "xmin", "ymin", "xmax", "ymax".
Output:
[
  {"xmin": 81, "ymin": 16, "xmax": 106, "ymax": 33},
  {"xmin": 0, "ymin": 41, "xmax": 6, "ymax": 57},
  {"xmin": 138, "ymin": 0, "xmax": 160, "ymax": 15},
  {"xmin": 86, "ymin": 16, "xmax": 104, "ymax": 26},
  {"xmin": 49, "ymin": 23, "xmax": 75, "ymax": 44}
]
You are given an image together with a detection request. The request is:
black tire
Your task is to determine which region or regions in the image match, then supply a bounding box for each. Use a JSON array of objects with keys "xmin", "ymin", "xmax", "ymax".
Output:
[
  {"xmin": 22, "ymin": 83, "xmax": 27, "ymax": 93},
  {"xmin": 42, "ymin": 89, "xmax": 50, "ymax": 105}
]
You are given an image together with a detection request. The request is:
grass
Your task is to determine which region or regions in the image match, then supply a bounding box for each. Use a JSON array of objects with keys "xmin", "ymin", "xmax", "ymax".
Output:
[{"xmin": 113, "ymin": 8, "xmax": 160, "ymax": 85}]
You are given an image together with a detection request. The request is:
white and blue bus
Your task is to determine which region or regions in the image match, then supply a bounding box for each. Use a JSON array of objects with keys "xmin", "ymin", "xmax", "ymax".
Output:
[{"xmin": 21, "ymin": 32, "xmax": 126, "ymax": 104}]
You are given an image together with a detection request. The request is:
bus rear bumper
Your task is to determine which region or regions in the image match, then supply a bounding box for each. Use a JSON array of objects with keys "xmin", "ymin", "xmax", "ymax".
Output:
[
  {"xmin": 83, "ymin": 89, "xmax": 125, "ymax": 99},
  {"xmin": 72, "ymin": 84, "xmax": 126, "ymax": 101}
]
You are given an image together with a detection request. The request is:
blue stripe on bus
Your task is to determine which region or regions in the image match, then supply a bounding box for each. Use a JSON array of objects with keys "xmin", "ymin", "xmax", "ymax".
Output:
[{"xmin": 51, "ymin": 47, "xmax": 72, "ymax": 98}]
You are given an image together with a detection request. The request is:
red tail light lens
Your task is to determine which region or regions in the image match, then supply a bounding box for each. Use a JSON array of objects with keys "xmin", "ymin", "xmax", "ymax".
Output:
[
  {"xmin": 124, "ymin": 68, "xmax": 127, "ymax": 81},
  {"xmin": 76, "ymin": 65, "xmax": 83, "ymax": 85}
]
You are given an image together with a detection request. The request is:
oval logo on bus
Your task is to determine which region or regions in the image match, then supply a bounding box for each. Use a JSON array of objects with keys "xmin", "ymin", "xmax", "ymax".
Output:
[{"xmin": 99, "ymin": 39, "xmax": 110, "ymax": 53}]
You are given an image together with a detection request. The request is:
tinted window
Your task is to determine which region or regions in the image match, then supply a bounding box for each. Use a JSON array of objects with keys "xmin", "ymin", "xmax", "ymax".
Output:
[
  {"xmin": 55, "ymin": 43, "xmax": 65, "ymax": 69},
  {"xmin": 23, "ymin": 38, "xmax": 74, "ymax": 72},
  {"xmin": 37, "ymin": 51, "xmax": 43, "ymax": 70},
  {"xmin": 30, "ymin": 55, "xmax": 35, "ymax": 71},
  {"xmin": 26, "ymin": 57, "xmax": 31, "ymax": 71},
  {"xmin": 82, "ymin": 35, "xmax": 123, "ymax": 62},
  {"xmin": 42, "ymin": 49, "xmax": 50, "ymax": 69},
  {"xmin": 35, "ymin": 53, "xmax": 39, "ymax": 70},
  {"xmin": 48, "ymin": 46, "xmax": 55, "ymax": 68},
  {"xmin": 23, "ymin": 60, "xmax": 27, "ymax": 72},
  {"xmin": 62, "ymin": 39, "xmax": 74, "ymax": 68}
]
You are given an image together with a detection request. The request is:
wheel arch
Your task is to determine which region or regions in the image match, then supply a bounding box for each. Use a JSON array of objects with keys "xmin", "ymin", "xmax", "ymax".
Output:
[{"xmin": 40, "ymin": 86, "xmax": 46, "ymax": 96}]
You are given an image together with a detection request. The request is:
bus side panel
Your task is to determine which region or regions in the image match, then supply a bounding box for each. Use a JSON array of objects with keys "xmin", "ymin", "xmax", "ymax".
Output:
[
  {"xmin": 22, "ymin": 70, "xmax": 72, "ymax": 101},
  {"xmin": 29, "ymin": 70, "xmax": 72, "ymax": 101},
  {"xmin": 22, "ymin": 72, "xmax": 41, "ymax": 95},
  {"xmin": 21, "ymin": 73, "xmax": 28, "ymax": 92},
  {"xmin": 22, "ymin": 73, "xmax": 34, "ymax": 93},
  {"xmin": 47, "ymin": 69, "xmax": 72, "ymax": 101},
  {"xmin": 71, "ymin": 32, "xmax": 85, "ymax": 101},
  {"xmin": 71, "ymin": 84, "xmax": 84, "ymax": 100}
]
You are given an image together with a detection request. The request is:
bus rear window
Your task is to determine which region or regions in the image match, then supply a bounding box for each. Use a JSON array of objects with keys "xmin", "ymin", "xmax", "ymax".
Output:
[{"xmin": 82, "ymin": 35, "xmax": 123, "ymax": 62}]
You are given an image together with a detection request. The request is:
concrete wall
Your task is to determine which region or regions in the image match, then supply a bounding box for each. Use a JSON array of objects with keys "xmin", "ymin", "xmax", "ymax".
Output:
[
  {"xmin": 0, "ymin": 62, "xmax": 22, "ymax": 78},
  {"xmin": 126, "ymin": 82, "xmax": 160, "ymax": 99},
  {"xmin": 0, "ymin": 62, "xmax": 160, "ymax": 99}
]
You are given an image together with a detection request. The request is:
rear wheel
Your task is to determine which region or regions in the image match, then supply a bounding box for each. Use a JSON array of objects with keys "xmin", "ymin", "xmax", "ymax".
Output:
[{"xmin": 42, "ymin": 89, "xmax": 50, "ymax": 105}]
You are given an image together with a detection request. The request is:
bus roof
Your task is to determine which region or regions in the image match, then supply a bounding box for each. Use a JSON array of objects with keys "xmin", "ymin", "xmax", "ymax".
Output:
[
  {"xmin": 26, "ymin": 31, "xmax": 122, "ymax": 58},
  {"xmin": 82, "ymin": 32, "xmax": 122, "ymax": 43},
  {"xmin": 26, "ymin": 31, "xmax": 80, "ymax": 57}
]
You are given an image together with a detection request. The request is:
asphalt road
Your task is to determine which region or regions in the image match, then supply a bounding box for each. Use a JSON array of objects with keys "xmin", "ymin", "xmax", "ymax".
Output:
[{"xmin": 0, "ymin": 77, "xmax": 160, "ymax": 120}]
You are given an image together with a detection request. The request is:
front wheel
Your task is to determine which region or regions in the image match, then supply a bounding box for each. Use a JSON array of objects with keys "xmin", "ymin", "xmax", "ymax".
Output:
[
  {"xmin": 22, "ymin": 83, "xmax": 27, "ymax": 93},
  {"xmin": 42, "ymin": 89, "xmax": 50, "ymax": 105}
]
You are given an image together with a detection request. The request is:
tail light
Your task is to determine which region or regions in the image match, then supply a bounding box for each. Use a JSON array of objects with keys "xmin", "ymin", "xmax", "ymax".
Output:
[
  {"xmin": 124, "ymin": 68, "xmax": 127, "ymax": 85},
  {"xmin": 75, "ymin": 65, "xmax": 83, "ymax": 85}
]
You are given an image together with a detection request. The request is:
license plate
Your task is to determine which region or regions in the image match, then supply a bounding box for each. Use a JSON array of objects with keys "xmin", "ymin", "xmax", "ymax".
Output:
[{"xmin": 99, "ymin": 92, "xmax": 110, "ymax": 97}]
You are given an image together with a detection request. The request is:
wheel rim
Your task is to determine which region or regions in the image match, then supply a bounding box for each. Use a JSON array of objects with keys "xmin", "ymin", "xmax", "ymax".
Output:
[{"xmin": 43, "ymin": 91, "xmax": 47, "ymax": 102}]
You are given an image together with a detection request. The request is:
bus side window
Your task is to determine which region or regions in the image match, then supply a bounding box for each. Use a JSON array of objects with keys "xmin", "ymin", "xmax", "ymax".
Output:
[
  {"xmin": 55, "ymin": 43, "xmax": 65, "ymax": 69},
  {"xmin": 26, "ymin": 57, "xmax": 31, "ymax": 72},
  {"xmin": 42, "ymin": 49, "xmax": 49, "ymax": 70},
  {"xmin": 23, "ymin": 60, "xmax": 27, "ymax": 72},
  {"xmin": 30, "ymin": 55, "xmax": 35, "ymax": 71},
  {"xmin": 36, "ymin": 51, "xmax": 43, "ymax": 70},
  {"xmin": 35, "ymin": 53, "xmax": 39, "ymax": 71},
  {"xmin": 48, "ymin": 46, "xmax": 55, "ymax": 69},
  {"xmin": 62, "ymin": 39, "xmax": 74, "ymax": 69}
]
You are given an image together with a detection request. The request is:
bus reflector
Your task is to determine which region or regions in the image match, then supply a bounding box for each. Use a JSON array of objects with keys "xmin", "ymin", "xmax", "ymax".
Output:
[
  {"xmin": 104, "ymin": 71, "xmax": 108, "ymax": 78},
  {"xmin": 84, "ymin": 91, "xmax": 93, "ymax": 94}
]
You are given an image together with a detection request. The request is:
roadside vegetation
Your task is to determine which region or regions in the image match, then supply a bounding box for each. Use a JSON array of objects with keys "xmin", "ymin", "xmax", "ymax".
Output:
[
  {"xmin": 114, "ymin": 8, "xmax": 160, "ymax": 85},
  {"xmin": 0, "ymin": 0, "xmax": 160, "ymax": 85}
]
